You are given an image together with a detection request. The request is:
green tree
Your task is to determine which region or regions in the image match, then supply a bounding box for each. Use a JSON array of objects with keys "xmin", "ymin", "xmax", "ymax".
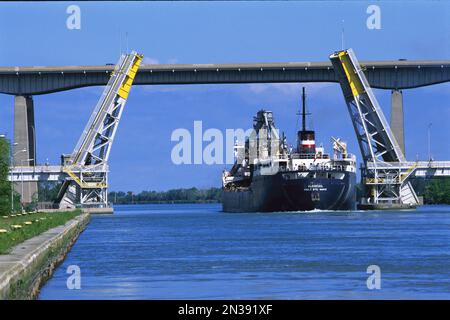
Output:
[
  {"xmin": 0, "ymin": 137, "xmax": 12, "ymax": 215},
  {"xmin": 0, "ymin": 137, "xmax": 21, "ymax": 214},
  {"xmin": 424, "ymin": 178, "xmax": 450, "ymax": 204},
  {"xmin": 38, "ymin": 181, "xmax": 62, "ymax": 202}
]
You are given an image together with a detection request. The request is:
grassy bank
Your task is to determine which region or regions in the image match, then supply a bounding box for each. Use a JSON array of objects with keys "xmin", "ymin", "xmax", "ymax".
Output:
[{"xmin": 0, "ymin": 210, "xmax": 81, "ymax": 254}]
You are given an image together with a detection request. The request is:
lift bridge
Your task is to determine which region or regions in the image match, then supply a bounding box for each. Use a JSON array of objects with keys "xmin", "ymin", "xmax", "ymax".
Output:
[
  {"xmin": 330, "ymin": 49, "xmax": 450, "ymax": 209},
  {"xmin": 6, "ymin": 49, "xmax": 450, "ymax": 210},
  {"xmin": 9, "ymin": 51, "xmax": 143, "ymax": 210}
]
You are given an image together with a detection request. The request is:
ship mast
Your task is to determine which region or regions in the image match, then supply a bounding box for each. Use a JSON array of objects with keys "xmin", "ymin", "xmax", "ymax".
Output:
[
  {"xmin": 299, "ymin": 87, "xmax": 310, "ymax": 132},
  {"xmin": 297, "ymin": 87, "xmax": 315, "ymax": 155},
  {"xmin": 302, "ymin": 87, "xmax": 306, "ymax": 131}
]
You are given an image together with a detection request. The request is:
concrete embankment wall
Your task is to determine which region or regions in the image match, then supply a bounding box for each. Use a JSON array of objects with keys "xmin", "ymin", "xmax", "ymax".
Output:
[
  {"xmin": 40, "ymin": 207, "xmax": 113, "ymax": 214},
  {"xmin": 0, "ymin": 213, "xmax": 90, "ymax": 300}
]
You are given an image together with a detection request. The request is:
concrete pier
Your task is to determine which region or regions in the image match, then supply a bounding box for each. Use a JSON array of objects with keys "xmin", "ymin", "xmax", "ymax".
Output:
[
  {"xmin": 390, "ymin": 90, "xmax": 405, "ymax": 155},
  {"xmin": 14, "ymin": 95, "xmax": 38, "ymax": 205}
]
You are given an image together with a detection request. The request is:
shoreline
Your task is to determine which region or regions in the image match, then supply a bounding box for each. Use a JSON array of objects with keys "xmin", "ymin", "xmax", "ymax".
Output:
[
  {"xmin": 112, "ymin": 200, "xmax": 220, "ymax": 205},
  {"xmin": 0, "ymin": 213, "xmax": 90, "ymax": 300}
]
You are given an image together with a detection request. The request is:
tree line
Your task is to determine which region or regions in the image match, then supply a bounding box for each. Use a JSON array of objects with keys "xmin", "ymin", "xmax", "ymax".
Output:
[{"xmin": 108, "ymin": 187, "xmax": 222, "ymax": 204}]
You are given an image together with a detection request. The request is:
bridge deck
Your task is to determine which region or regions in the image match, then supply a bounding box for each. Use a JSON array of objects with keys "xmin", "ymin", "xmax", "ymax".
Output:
[{"xmin": 1, "ymin": 60, "xmax": 449, "ymax": 95}]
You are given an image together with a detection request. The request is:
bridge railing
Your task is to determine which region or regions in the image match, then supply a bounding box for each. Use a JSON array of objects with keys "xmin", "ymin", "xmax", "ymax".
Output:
[
  {"xmin": 366, "ymin": 161, "xmax": 450, "ymax": 170},
  {"xmin": 9, "ymin": 164, "xmax": 109, "ymax": 174}
]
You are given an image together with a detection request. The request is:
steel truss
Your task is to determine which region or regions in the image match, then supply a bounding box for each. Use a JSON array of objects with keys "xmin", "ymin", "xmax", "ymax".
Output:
[
  {"xmin": 330, "ymin": 49, "xmax": 421, "ymax": 206},
  {"xmin": 58, "ymin": 51, "xmax": 143, "ymax": 209}
]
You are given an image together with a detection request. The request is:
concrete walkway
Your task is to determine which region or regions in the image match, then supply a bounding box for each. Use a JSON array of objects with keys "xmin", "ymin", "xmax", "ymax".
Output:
[{"xmin": 0, "ymin": 213, "xmax": 90, "ymax": 299}]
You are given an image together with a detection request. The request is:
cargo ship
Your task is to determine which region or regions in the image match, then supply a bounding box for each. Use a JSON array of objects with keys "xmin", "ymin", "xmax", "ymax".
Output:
[{"xmin": 222, "ymin": 87, "xmax": 357, "ymax": 212}]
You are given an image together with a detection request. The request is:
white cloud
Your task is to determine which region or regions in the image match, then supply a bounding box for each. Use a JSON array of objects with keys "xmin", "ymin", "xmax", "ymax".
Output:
[
  {"xmin": 142, "ymin": 57, "xmax": 160, "ymax": 65},
  {"xmin": 142, "ymin": 57, "xmax": 179, "ymax": 65},
  {"xmin": 136, "ymin": 82, "xmax": 336, "ymax": 97},
  {"xmin": 247, "ymin": 82, "xmax": 333, "ymax": 96},
  {"xmin": 167, "ymin": 58, "xmax": 179, "ymax": 64}
]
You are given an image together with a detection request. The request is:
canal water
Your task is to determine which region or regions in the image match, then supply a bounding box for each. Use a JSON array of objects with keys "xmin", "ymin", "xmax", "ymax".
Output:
[{"xmin": 39, "ymin": 204, "xmax": 450, "ymax": 299}]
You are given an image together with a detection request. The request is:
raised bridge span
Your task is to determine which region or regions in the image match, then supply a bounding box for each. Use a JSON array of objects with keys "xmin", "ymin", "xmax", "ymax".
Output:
[{"xmin": 1, "ymin": 58, "xmax": 450, "ymax": 204}]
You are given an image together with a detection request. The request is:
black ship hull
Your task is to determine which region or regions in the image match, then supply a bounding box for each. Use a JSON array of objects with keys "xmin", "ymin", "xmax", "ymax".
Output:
[{"xmin": 222, "ymin": 170, "xmax": 356, "ymax": 212}]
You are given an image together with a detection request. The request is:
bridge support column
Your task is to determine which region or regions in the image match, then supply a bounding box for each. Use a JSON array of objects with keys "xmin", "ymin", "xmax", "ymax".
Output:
[
  {"xmin": 390, "ymin": 89, "xmax": 405, "ymax": 156},
  {"xmin": 14, "ymin": 95, "xmax": 38, "ymax": 206}
]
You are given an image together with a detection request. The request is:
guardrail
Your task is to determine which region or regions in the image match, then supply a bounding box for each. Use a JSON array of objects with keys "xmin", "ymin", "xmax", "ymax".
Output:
[
  {"xmin": 366, "ymin": 161, "xmax": 450, "ymax": 169},
  {"xmin": 7, "ymin": 165, "xmax": 109, "ymax": 182},
  {"xmin": 9, "ymin": 164, "xmax": 109, "ymax": 173}
]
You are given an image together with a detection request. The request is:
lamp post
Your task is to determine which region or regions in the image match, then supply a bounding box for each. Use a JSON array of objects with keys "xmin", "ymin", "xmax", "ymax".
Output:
[
  {"xmin": 20, "ymin": 158, "xmax": 33, "ymax": 212},
  {"xmin": 11, "ymin": 149, "xmax": 28, "ymax": 213},
  {"xmin": 427, "ymin": 123, "xmax": 432, "ymax": 161},
  {"xmin": 11, "ymin": 148, "xmax": 27, "ymax": 213},
  {"xmin": 9, "ymin": 149, "xmax": 27, "ymax": 213}
]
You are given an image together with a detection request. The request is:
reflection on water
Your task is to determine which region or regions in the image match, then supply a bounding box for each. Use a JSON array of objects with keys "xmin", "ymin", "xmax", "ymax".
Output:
[{"xmin": 39, "ymin": 204, "xmax": 450, "ymax": 299}]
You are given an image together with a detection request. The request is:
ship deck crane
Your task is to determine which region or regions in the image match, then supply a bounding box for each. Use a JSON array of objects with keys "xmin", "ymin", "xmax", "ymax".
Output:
[{"xmin": 330, "ymin": 49, "xmax": 450, "ymax": 209}]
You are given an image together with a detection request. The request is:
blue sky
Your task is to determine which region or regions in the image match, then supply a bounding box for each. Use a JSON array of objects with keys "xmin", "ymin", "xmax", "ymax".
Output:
[{"xmin": 0, "ymin": 1, "xmax": 449, "ymax": 191}]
